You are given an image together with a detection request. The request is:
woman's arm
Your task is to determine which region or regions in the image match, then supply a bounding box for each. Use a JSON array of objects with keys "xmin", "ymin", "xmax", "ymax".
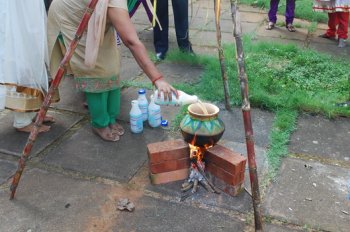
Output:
[{"xmin": 107, "ymin": 7, "xmax": 177, "ymax": 99}]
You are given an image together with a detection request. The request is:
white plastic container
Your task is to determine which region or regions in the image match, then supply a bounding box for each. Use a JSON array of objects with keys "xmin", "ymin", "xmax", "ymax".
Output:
[
  {"xmin": 154, "ymin": 89, "xmax": 198, "ymax": 106},
  {"xmin": 137, "ymin": 89, "xmax": 148, "ymax": 121},
  {"xmin": 148, "ymin": 95, "xmax": 161, "ymax": 128},
  {"xmin": 130, "ymin": 100, "xmax": 143, "ymax": 133},
  {"xmin": 0, "ymin": 85, "xmax": 6, "ymax": 110}
]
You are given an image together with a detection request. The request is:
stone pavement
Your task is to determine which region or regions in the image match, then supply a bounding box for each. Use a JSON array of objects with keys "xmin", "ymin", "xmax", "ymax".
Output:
[{"xmin": 0, "ymin": 1, "xmax": 349, "ymax": 231}]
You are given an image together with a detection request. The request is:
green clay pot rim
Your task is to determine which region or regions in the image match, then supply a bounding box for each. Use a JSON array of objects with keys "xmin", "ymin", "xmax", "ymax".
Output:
[{"xmin": 188, "ymin": 102, "xmax": 219, "ymax": 119}]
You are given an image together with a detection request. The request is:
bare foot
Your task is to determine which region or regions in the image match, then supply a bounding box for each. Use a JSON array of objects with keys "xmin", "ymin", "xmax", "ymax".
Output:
[
  {"xmin": 33, "ymin": 114, "xmax": 55, "ymax": 123},
  {"xmin": 92, "ymin": 127, "xmax": 120, "ymax": 142},
  {"xmin": 109, "ymin": 123, "xmax": 125, "ymax": 136},
  {"xmin": 16, "ymin": 123, "xmax": 51, "ymax": 133}
]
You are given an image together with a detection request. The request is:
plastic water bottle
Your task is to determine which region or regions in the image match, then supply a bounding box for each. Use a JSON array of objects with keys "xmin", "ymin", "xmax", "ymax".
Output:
[
  {"xmin": 137, "ymin": 89, "xmax": 148, "ymax": 121},
  {"xmin": 153, "ymin": 89, "xmax": 198, "ymax": 106},
  {"xmin": 130, "ymin": 100, "xmax": 143, "ymax": 133},
  {"xmin": 148, "ymin": 95, "xmax": 161, "ymax": 128}
]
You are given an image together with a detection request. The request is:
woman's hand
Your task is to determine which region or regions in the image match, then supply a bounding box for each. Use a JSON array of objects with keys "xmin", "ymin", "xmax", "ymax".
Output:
[{"xmin": 154, "ymin": 78, "xmax": 178, "ymax": 102}]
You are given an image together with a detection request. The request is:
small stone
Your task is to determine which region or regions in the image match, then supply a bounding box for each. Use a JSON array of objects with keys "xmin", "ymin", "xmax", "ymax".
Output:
[
  {"xmin": 304, "ymin": 164, "xmax": 313, "ymax": 169},
  {"xmin": 312, "ymin": 183, "xmax": 317, "ymax": 187},
  {"xmin": 305, "ymin": 198, "xmax": 312, "ymax": 201},
  {"xmin": 288, "ymin": 207, "xmax": 293, "ymax": 211},
  {"xmin": 344, "ymin": 157, "xmax": 349, "ymax": 161},
  {"xmin": 312, "ymin": 141, "xmax": 319, "ymax": 144}
]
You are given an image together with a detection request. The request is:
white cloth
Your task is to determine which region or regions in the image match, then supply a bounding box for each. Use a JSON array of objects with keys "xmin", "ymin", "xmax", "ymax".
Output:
[
  {"xmin": 0, "ymin": 0, "xmax": 49, "ymax": 93},
  {"xmin": 13, "ymin": 112, "xmax": 36, "ymax": 129}
]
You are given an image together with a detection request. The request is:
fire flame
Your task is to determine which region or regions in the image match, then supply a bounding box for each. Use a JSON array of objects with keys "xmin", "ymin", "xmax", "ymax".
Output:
[{"xmin": 188, "ymin": 136, "xmax": 213, "ymax": 162}]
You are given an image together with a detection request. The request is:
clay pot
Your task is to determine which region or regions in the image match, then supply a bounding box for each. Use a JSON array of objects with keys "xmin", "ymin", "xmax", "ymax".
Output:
[{"xmin": 180, "ymin": 102, "xmax": 225, "ymax": 147}]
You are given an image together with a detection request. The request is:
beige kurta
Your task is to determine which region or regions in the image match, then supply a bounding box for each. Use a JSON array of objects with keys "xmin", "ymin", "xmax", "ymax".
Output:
[{"xmin": 47, "ymin": 0, "xmax": 128, "ymax": 92}]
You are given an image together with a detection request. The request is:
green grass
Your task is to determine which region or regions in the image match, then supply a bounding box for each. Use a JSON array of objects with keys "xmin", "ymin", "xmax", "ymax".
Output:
[
  {"xmin": 165, "ymin": 37, "xmax": 349, "ymax": 176},
  {"xmin": 240, "ymin": 0, "xmax": 328, "ymax": 23}
]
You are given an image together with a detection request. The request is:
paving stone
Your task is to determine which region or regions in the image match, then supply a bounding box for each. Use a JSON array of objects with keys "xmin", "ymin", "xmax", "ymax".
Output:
[
  {"xmin": 0, "ymin": 158, "xmax": 17, "ymax": 185},
  {"xmin": 120, "ymin": 57, "xmax": 142, "ymax": 82},
  {"xmin": 0, "ymin": 111, "xmax": 83, "ymax": 157},
  {"xmin": 192, "ymin": 30, "xmax": 235, "ymax": 46},
  {"xmin": 308, "ymin": 41, "xmax": 350, "ymax": 57},
  {"xmin": 289, "ymin": 113, "xmax": 350, "ymax": 162},
  {"xmin": 0, "ymin": 168, "xmax": 122, "ymax": 232},
  {"xmin": 264, "ymin": 158, "xmax": 350, "ymax": 232},
  {"xmin": 42, "ymin": 121, "xmax": 167, "ymax": 182},
  {"xmin": 146, "ymin": 177, "xmax": 252, "ymax": 213},
  {"xmin": 256, "ymin": 24, "xmax": 308, "ymax": 41},
  {"xmin": 52, "ymin": 75, "xmax": 88, "ymax": 114},
  {"xmin": 115, "ymin": 195, "xmax": 246, "ymax": 232},
  {"xmin": 264, "ymin": 224, "xmax": 303, "ymax": 232},
  {"xmin": 219, "ymin": 106, "xmax": 274, "ymax": 148},
  {"xmin": 309, "ymin": 28, "xmax": 339, "ymax": 45}
]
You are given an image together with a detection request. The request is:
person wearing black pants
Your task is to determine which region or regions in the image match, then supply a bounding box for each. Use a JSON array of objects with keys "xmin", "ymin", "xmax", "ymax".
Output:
[{"xmin": 154, "ymin": 0, "xmax": 193, "ymax": 60}]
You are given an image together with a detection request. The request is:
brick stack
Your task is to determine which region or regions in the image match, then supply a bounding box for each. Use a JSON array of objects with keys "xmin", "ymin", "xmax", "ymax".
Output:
[
  {"xmin": 205, "ymin": 144, "xmax": 246, "ymax": 196},
  {"xmin": 147, "ymin": 139, "xmax": 190, "ymax": 185}
]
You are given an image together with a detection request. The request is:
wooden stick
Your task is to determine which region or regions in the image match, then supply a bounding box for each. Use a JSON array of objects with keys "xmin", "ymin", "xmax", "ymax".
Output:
[
  {"xmin": 10, "ymin": 0, "xmax": 100, "ymax": 200},
  {"xmin": 214, "ymin": 0, "xmax": 231, "ymax": 111},
  {"xmin": 230, "ymin": 1, "xmax": 263, "ymax": 231}
]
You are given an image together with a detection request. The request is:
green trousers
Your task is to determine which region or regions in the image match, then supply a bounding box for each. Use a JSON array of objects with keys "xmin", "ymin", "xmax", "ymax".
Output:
[{"xmin": 85, "ymin": 88, "xmax": 121, "ymax": 128}]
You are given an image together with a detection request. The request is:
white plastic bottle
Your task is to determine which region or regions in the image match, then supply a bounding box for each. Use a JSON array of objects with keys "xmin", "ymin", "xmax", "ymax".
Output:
[
  {"xmin": 148, "ymin": 95, "xmax": 161, "ymax": 128},
  {"xmin": 130, "ymin": 100, "xmax": 143, "ymax": 133},
  {"xmin": 153, "ymin": 89, "xmax": 198, "ymax": 106},
  {"xmin": 137, "ymin": 89, "xmax": 148, "ymax": 121}
]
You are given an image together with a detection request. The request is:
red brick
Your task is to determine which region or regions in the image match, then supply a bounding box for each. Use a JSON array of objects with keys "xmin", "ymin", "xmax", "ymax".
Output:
[
  {"xmin": 150, "ymin": 168, "xmax": 189, "ymax": 185},
  {"xmin": 205, "ymin": 144, "xmax": 246, "ymax": 176},
  {"xmin": 150, "ymin": 157, "xmax": 190, "ymax": 174},
  {"xmin": 147, "ymin": 139, "xmax": 189, "ymax": 164},
  {"xmin": 206, "ymin": 162, "xmax": 245, "ymax": 186},
  {"xmin": 207, "ymin": 172, "xmax": 244, "ymax": 197}
]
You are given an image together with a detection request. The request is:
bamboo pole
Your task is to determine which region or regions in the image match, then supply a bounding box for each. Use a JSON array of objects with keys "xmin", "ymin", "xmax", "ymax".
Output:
[
  {"xmin": 230, "ymin": 1, "xmax": 263, "ymax": 231},
  {"xmin": 214, "ymin": 0, "xmax": 231, "ymax": 111},
  {"xmin": 9, "ymin": 0, "xmax": 100, "ymax": 200}
]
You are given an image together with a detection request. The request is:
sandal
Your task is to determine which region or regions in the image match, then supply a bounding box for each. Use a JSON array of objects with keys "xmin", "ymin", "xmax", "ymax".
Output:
[
  {"xmin": 92, "ymin": 127, "xmax": 119, "ymax": 142},
  {"xmin": 266, "ymin": 22, "xmax": 275, "ymax": 30},
  {"xmin": 286, "ymin": 24, "xmax": 296, "ymax": 32},
  {"xmin": 318, "ymin": 33, "xmax": 336, "ymax": 40},
  {"xmin": 109, "ymin": 123, "xmax": 125, "ymax": 136}
]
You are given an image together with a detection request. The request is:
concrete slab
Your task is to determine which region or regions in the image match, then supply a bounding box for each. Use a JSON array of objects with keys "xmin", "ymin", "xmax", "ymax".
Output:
[
  {"xmin": 115, "ymin": 195, "xmax": 246, "ymax": 232},
  {"xmin": 264, "ymin": 224, "xmax": 303, "ymax": 231},
  {"xmin": 309, "ymin": 28, "xmax": 339, "ymax": 45},
  {"xmin": 120, "ymin": 57, "xmax": 143, "ymax": 82},
  {"xmin": 264, "ymin": 158, "xmax": 350, "ymax": 232},
  {"xmin": 0, "ymin": 111, "xmax": 83, "ymax": 157},
  {"xmin": 219, "ymin": 106, "xmax": 274, "ymax": 148},
  {"xmin": 289, "ymin": 113, "xmax": 350, "ymax": 162},
  {"xmin": 52, "ymin": 75, "xmax": 88, "ymax": 114},
  {"xmin": 192, "ymin": 30, "xmax": 235, "ymax": 46},
  {"xmin": 308, "ymin": 41, "xmax": 350, "ymax": 58},
  {"xmin": 130, "ymin": 62, "xmax": 203, "ymax": 87},
  {"xmin": 256, "ymin": 24, "xmax": 308, "ymax": 41},
  {"xmin": 146, "ymin": 179, "xmax": 252, "ymax": 214},
  {"xmin": 0, "ymin": 158, "xmax": 17, "ymax": 185},
  {"xmin": 0, "ymin": 168, "xmax": 125, "ymax": 232},
  {"xmin": 42, "ymin": 121, "xmax": 167, "ymax": 182}
]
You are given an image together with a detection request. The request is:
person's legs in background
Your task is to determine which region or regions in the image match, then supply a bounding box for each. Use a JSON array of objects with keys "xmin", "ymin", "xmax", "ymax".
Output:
[
  {"xmin": 322, "ymin": 12, "xmax": 338, "ymax": 39},
  {"xmin": 107, "ymin": 88, "xmax": 124, "ymax": 136},
  {"xmin": 172, "ymin": 0, "xmax": 193, "ymax": 53},
  {"xmin": 285, "ymin": 0, "xmax": 296, "ymax": 32},
  {"xmin": 154, "ymin": 0, "xmax": 169, "ymax": 60},
  {"xmin": 85, "ymin": 91, "xmax": 119, "ymax": 141},
  {"xmin": 336, "ymin": 11, "xmax": 349, "ymax": 47}
]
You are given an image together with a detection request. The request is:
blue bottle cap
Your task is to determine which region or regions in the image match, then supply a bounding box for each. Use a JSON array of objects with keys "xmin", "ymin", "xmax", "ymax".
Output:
[
  {"xmin": 138, "ymin": 89, "xmax": 146, "ymax": 94},
  {"xmin": 161, "ymin": 120, "xmax": 168, "ymax": 127}
]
